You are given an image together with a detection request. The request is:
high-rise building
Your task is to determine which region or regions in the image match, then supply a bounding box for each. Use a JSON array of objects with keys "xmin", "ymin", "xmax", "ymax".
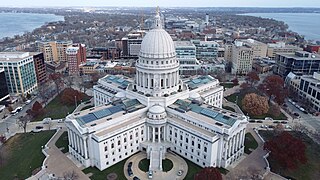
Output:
[
  {"xmin": 267, "ymin": 42, "xmax": 302, "ymax": 60},
  {"xmin": 275, "ymin": 51, "xmax": 320, "ymax": 78},
  {"xmin": 191, "ymin": 40, "xmax": 219, "ymax": 60},
  {"xmin": 231, "ymin": 41, "xmax": 254, "ymax": 75},
  {"xmin": 37, "ymin": 41, "xmax": 73, "ymax": 63},
  {"xmin": 66, "ymin": 44, "xmax": 86, "ymax": 75},
  {"xmin": 0, "ymin": 52, "xmax": 38, "ymax": 96},
  {"xmin": 174, "ymin": 41, "xmax": 200, "ymax": 75},
  {"xmin": 0, "ymin": 68, "xmax": 9, "ymax": 102},
  {"xmin": 241, "ymin": 39, "xmax": 267, "ymax": 59},
  {"xmin": 33, "ymin": 52, "xmax": 47, "ymax": 84},
  {"xmin": 205, "ymin": 13, "xmax": 209, "ymax": 25},
  {"xmin": 66, "ymin": 8, "xmax": 247, "ymax": 172}
]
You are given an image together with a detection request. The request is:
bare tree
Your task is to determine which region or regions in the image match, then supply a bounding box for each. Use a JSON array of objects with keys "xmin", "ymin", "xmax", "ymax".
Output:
[
  {"xmin": 63, "ymin": 170, "xmax": 79, "ymax": 180},
  {"xmin": 18, "ymin": 115, "xmax": 31, "ymax": 133},
  {"xmin": 38, "ymin": 85, "xmax": 50, "ymax": 105},
  {"xmin": 65, "ymin": 76, "xmax": 74, "ymax": 88}
]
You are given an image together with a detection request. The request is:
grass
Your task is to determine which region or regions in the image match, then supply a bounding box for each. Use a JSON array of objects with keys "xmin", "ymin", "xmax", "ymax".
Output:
[
  {"xmin": 184, "ymin": 157, "xmax": 203, "ymax": 180},
  {"xmin": 83, "ymin": 157, "xmax": 128, "ymax": 180},
  {"xmin": 223, "ymin": 106, "xmax": 236, "ymax": 112},
  {"xmin": 162, "ymin": 159, "xmax": 173, "ymax": 172},
  {"xmin": 33, "ymin": 90, "xmax": 91, "ymax": 122},
  {"xmin": 138, "ymin": 158, "xmax": 150, "ymax": 172},
  {"xmin": 244, "ymin": 133, "xmax": 258, "ymax": 154},
  {"xmin": 221, "ymin": 83, "xmax": 237, "ymax": 89},
  {"xmin": 259, "ymin": 130, "xmax": 320, "ymax": 180},
  {"xmin": 55, "ymin": 131, "xmax": 69, "ymax": 153},
  {"xmin": 0, "ymin": 131, "xmax": 55, "ymax": 179},
  {"xmin": 225, "ymin": 90, "xmax": 287, "ymax": 120}
]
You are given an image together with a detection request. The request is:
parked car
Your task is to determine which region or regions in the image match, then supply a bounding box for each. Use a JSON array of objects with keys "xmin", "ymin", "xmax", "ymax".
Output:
[
  {"xmin": 128, "ymin": 162, "xmax": 133, "ymax": 168},
  {"xmin": 281, "ymin": 121, "xmax": 288, "ymax": 124},
  {"xmin": 293, "ymin": 112, "xmax": 300, "ymax": 117},
  {"xmin": 127, "ymin": 168, "xmax": 133, "ymax": 177},
  {"xmin": 148, "ymin": 170, "xmax": 153, "ymax": 179},
  {"xmin": 256, "ymin": 120, "xmax": 263, "ymax": 123},
  {"xmin": 264, "ymin": 117, "xmax": 273, "ymax": 121},
  {"xmin": 25, "ymin": 100, "xmax": 31, "ymax": 104},
  {"xmin": 177, "ymin": 170, "xmax": 183, "ymax": 176},
  {"xmin": 32, "ymin": 126, "xmax": 44, "ymax": 132},
  {"xmin": 11, "ymin": 106, "xmax": 22, "ymax": 114},
  {"xmin": 133, "ymin": 177, "xmax": 140, "ymax": 180}
]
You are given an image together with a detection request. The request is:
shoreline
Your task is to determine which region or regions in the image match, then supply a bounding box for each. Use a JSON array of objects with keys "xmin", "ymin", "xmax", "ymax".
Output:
[
  {"xmin": 240, "ymin": 13, "xmax": 320, "ymax": 42},
  {"xmin": 0, "ymin": 12, "xmax": 65, "ymax": 40}
]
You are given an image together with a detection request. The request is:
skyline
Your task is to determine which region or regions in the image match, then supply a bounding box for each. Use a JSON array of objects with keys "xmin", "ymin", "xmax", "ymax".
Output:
[{"xmin": 2, "ymin": 0, "xmax": 320, "ymax": 8}]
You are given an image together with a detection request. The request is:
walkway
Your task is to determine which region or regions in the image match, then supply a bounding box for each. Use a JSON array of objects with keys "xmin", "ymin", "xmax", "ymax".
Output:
[
  {"xmin": 34, "ymin": 128, "xmax": 90, "ymax": 180},
  {"xmin": 125, "ymin": 152, "xmax": 188, "ymax": 180}
]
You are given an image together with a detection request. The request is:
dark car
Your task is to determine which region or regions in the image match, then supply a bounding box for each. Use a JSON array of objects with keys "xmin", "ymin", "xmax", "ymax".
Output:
[
  {"xmin": 256, "ymin": 120, "xmax": 263, "ymax": 123},
  {"xmin": 127, "ymin": 168, "xmax": 133, "ymax": 176},
  {"xmin": 133, "ymin": 177, "xmax": 140, "ymax": 180},
  {"xmin": 273, "ymin": 121, "xmax": 280, "ymax": 124},
  {"xmin": 128, "ymin": 162, "xmax": 133, "ymax": 168},
  {"xmin": 293, "ymin": 112, "xmax": 300, "ymax": 117},
  {"xmin": 281, "ymin": 121, "xmax": 288, "ymax": 124}
]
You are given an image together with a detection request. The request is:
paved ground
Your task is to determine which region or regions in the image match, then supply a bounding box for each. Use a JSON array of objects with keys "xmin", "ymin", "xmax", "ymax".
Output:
[
  {"xmin": 40, "ymin": 128, "xmax": 90, "ymax": 180},
  {"xmin": 124, "ymin": 152, "xmax": 188, "ymax": 180}
]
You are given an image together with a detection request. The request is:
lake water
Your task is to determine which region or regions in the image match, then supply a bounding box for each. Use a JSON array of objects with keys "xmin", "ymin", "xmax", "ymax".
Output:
[
  {"xmin": 0, "ymin": 13, "xmax": 64, "ymax": 39},
  {"xmin": 244, "ymin": 13, "xmax": 320, "ymax": 41}
]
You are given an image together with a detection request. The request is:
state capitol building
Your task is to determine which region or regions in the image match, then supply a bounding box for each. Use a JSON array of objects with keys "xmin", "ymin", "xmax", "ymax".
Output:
[{"xmin": 65, "ymin": 8, "xmax": 248, "ymax": 172}]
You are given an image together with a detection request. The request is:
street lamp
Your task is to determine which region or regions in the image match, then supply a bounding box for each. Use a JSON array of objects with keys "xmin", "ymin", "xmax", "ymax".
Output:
[{"xmin": 74, "ymin": 96, "xmax": 78, "ymax": 109}]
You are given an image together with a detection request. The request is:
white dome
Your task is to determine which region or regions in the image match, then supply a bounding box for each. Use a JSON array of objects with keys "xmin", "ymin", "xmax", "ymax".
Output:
[
  {"xmin": 148, "ymin": 105, "xmax": 165, "ymax": 114},
  {"xmin": 139, "ymin": 29, "xmax": 176, "ymax": 59},
  {"xmin": 115, "ymin": 92, "xmax": 125, "ymax": 98},
  {"xmin": 189, "ymin": 92, "xmax": 201, "ymax": 99}
]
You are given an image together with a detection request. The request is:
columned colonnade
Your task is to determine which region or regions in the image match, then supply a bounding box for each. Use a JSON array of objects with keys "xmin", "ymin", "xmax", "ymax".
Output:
[
  {"xmin": 68, "ymin": 129, "xmax": 88, "ymax": 160},
  {"xmin": 146, "ymin": 125, "xmax": 166, "ymax": 143},
  {"xmin": 136, "ymin": 71, "xmax": 179, "ymax": 90},
  {"xmin": 225, "ymin": 129, "xmax": 246, "ymax": 159}
]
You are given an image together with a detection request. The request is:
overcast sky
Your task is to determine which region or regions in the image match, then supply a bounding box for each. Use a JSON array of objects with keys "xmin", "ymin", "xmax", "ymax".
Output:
[{"xmin": 2, "ymin": 0, "xmax": 320, "ymax": 7}]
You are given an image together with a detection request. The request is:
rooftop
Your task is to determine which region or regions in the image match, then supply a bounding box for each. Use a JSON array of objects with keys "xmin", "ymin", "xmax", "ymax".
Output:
[
  {"xmin": 169, "ymin": 99, "xmax": 246, "ymax": 128},
  {"xmin": 101, "ymin": 75, "xmax": 131, "ymax": 90},
  {"xmin": 74, "ymin": 99, "xmax": 145, "ymax": 127},
  {"xmin": 174, "ymin": 41, "xmax": 194, "ymax": 47},
  {"xmin": 185, "ymin": 75, "xmax": 216, "ymax": 90}
]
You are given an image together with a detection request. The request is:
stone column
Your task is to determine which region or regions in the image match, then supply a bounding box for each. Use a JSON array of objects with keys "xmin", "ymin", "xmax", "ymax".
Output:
[
  {"xmin": 228, "ymin": 139, "xmax": 232, "ymax": 158},
  {"xmin": 158, "ymin": 127, "xmax": 161, "ymax": 143},
  {"xmin": 83, "ymin": 137, "xmax": 88, "ymax": 159},
  {"xmin": 152, "ymin": 127, "xmax": 155, "ymax": 143},
  {"xmin": 68, "ymin": 129, "xmax": 73, "ymax": 148}
]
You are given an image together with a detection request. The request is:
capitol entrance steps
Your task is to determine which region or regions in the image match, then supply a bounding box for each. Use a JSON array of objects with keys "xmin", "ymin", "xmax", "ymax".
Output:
[{"xmin": 148, "ymin": 146, "xmax": 164, "ymax": 171}]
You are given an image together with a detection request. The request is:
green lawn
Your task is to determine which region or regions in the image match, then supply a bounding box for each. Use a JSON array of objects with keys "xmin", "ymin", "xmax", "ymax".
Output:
[
  {"xmin": 83, "ymin": 158, "xmax": 128, "ymax": 180},
  {"xmin": 162, "ymin": 159, "xmax": 173, "ymax": 172},
  {"xmin": 55, "ymin": 131, "xmax": 69, "ymax": 153},
  {"xmin": 259, "ymin": 131, "xmax": 320, "ymax": 180},
  {"xmin": 225, "ymin": 91, "xmax": 287, "ymax": 120},
  {"xmin": 0, "ymin": 131, "xmax": 55, "ymax": 179},
  {"xmin": 221, "ymin": 83, "xmax": 237, "ymax": 89},
  {"xmin": 244, "ymin": 133, "xmax": 258, "ymax": 154},
  {"xmin": 184, "ymin": 157, "xmax": 203, "ymax": 180},
  {"xmin": 138, "ymin": 158, "xmax": 150, "ymax": 172},
  {"xmin": 33, "ymin": 90, "xmax": 91, "ymax": 122}
]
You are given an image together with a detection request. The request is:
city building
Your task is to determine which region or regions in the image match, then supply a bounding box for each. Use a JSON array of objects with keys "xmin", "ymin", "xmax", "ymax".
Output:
[
  {"xmin": 286, "ymin": 72, "xmax": 320, "ymax": 112},
  {"xmin": 32, "ymin": 52, "xmax": 47, "ymax": 84},
  {"xmin": 0, "ymin": 68, "xmax": 9, "ymax": 102},
  {"xmin": 89, "ymin": 47, "xmax": 121, "ymax": 60},
  {"xmin": 66, "ymin": 44, "xmax": 87, "ymax": 75},
  {"xmin": 37, "ymin": 41, "xmax": 73, "ymax": 63},
  {"xmin": 120, "ymin": 30, "xmax": 146, "ymax": 58},
  {"xmin": 267, "ymin": 42, "xmax": 302, "ymax": 60},
  {"xmin": 298, "ymin": 72, "xmax": 320, "ymax": 112},
  {"xmin": 231, "ymin": 41, "xmax": 254, "ymax": 75},
  {"xmin": 0, "ymin": 52, "xmax": 38, "ymax": 96},
  {"xmin": 191, "ymin": 40, "xmax": 219, "ymax": 60},
  {"xmin": 241, "ymin": 39, "xmax": 267, "ymax": 59},
  {"xmin": 65, "ymin": 8, "xmax": 247, "ymax": 172},
  {"xmin": 174, "ymin": 41, "xmax": 200, "ymax": 75},
  {"xmin": 275, "ymin": 51, "xmax": 320, "ymax": 78},
  {"xmin": 305, "ymin": 45, "xmax": 320, "ymax": 54}
]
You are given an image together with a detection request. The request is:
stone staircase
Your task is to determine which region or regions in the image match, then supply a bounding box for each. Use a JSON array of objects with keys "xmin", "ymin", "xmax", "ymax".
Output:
[{"xmin": 149, "ymin": 146, "xmax": 163, "ymax": 171}]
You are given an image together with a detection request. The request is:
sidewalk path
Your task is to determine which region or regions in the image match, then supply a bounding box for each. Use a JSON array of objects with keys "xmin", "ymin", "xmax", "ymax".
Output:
[{"xmin": 42, "ymin": 128, "xmax": 90, "ymax": 179}]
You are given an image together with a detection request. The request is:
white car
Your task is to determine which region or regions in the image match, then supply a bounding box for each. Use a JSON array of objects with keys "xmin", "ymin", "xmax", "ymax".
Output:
[
  {"xmin": 264, "ymin": 117, "xmax": 273, "ymax": 121},
  {"xmin": 148, "ymin": 170, "xmax": 153, "ymax": 179},
  {"xmin": 25, "ymin": 100, "xmax": 31, "ymax": 104}
]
